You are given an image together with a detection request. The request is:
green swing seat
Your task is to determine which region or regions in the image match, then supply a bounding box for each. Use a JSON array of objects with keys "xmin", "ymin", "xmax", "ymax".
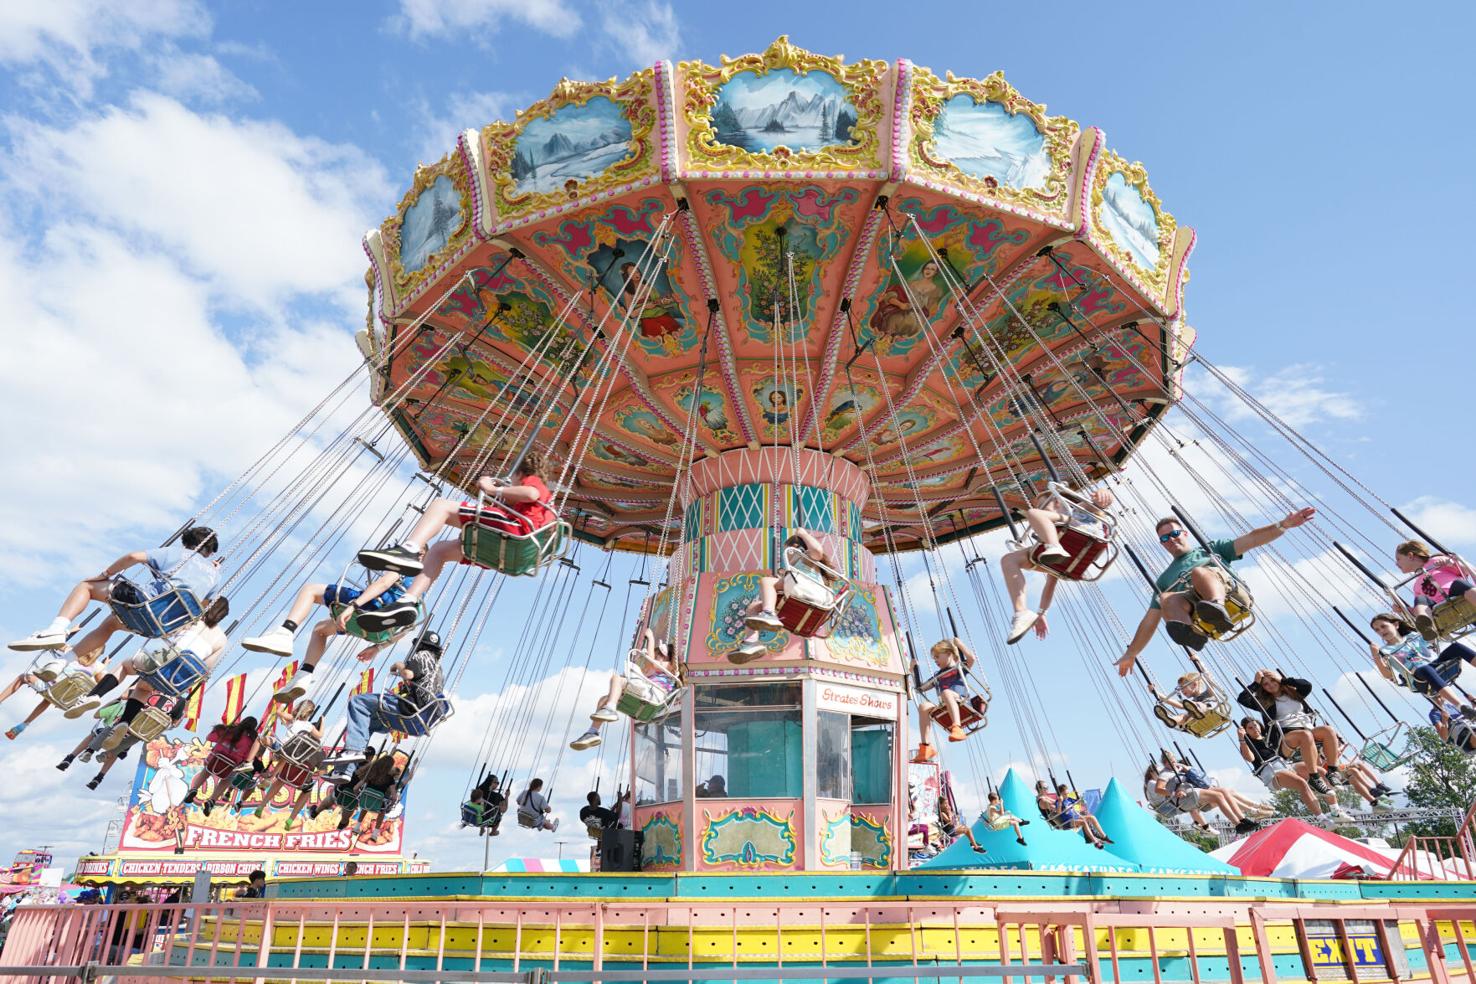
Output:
[
  {"xmin": 459, "ymin": 514, "xmax": 570, "ymax": 577},
  {"xmin": 1360, "ymin": 722, "xmax": 1415, "ymax": 771},
  {"xmin": 329, "ymin": 600, "xmax": 426, "ymax": 644}
]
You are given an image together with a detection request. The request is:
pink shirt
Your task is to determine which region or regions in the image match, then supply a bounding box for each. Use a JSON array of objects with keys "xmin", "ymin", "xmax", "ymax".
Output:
[{"xmin": 1416, "ymin": 556, "xmax": 1467, "ymax": 603}]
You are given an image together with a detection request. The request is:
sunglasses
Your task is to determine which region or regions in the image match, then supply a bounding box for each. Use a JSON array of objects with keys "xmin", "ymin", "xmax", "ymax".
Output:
[{"xmin": 1159, "ymin": 529, "xmax": 1185, "ymax": 542}]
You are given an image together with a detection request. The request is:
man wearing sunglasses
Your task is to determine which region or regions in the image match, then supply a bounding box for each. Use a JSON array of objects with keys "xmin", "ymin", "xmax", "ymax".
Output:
[{"xmin": 1116, "ymin": 507, "xmax": 1315, "ymax": 676}]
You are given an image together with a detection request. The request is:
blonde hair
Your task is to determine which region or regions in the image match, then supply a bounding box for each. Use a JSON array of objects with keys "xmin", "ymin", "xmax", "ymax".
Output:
[
  {"xmin": 1177, "ymin": 672, "xmax": 1204, "ymax": 689},
  {"xmin": 930, "ymin": 639, "xmax": 959, "ymax": 662},
  {"xmin": 518, "ymin": 451, "xmax": 547, "ymax": 481},
  {"xmin": 1396, "ymin": 539, "xmax": 1431, "ymax": 562}
]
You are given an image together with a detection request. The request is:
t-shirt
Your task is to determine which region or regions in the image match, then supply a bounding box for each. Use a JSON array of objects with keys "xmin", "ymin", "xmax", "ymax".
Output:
[
  {"xmin": 286, "ymin": 719, "xmax": 317, "ymax": 739},
  {"xmin": 398, "ymin": 649, "xmax": 444, "ymax": 715},
  {"xmin": 1380, "ymin": 633, "xmax": 1434, "ymax": 679},
  {"xmin": 1151, "ymin": 539, "xmax": 1241, "ymax": 609},
  {"xmin": 579, "ymin": 805, "xmax": 617, "ymax": 829},
  {"xmin": 925, "ymin": 664, "xmax": 965, "ymax": 694},
  {"xmin": 1242, "ymin": 731, "xmax": 1279, "ymax": 769},
  {"xmin": 145, "ymin": 544, "xmax": 220, "ymax": 601},
  {"xmin": 1271, "ymin": 694, "xmax": 1305, "ymax": 723},
  {"xmin": 1415, "ymin": 556, "xmax": 1467, "ymax": 604},
  {"xmin": 514, "ymin": 476, "xmax": 555, "ymax": 530},
  {"xmin": 518, "ymin": 788, "xmax": 549, "ymax": 817}
]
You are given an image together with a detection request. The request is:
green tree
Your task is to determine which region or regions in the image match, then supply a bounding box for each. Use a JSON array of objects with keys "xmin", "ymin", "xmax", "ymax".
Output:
[{"xmin": 1403, "ymin": 726, "xmax": 1476, "ymax": 837}]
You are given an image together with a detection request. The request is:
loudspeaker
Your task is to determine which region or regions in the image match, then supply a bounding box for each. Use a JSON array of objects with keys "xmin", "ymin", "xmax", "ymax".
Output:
[{"xmin": 599, "ymin": 828, "xmax": 643, "ymax": 872}]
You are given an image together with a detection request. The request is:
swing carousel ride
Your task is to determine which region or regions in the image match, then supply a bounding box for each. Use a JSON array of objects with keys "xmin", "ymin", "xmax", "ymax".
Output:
[{"xmin": 21, "ymin": 35, "xmax": 1476, "ymax": 983}]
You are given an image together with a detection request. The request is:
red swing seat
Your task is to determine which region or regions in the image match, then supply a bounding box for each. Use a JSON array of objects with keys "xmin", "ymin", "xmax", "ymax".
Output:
[
  {"xmin": 1029, "ymin": 526, "xmax": 1116, "ymax": 581},
  {"xmin": 773, "ymin": 546, "xmax": 851, "ymax": 638},
  {"xmin": 927, "ymin": 693, "xmax": 989, "ymax": 733}
]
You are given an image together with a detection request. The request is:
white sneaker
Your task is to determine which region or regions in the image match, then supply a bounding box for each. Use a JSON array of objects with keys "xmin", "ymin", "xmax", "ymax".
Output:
[
  {"xmin": 9, "ymin": 629, "xmax": 69, "ymax": 652},
  {"xmin": 33, "ymin": 660, "xmax": 64, "ymax": 683},
  {"xmin": 548, "ymin": 818, "xmax": 560, "ymax": 832},
  {"xmin": 243, "ymin": 626, "xmax": 296, "ymax": 658},
  {"xmin": 274, "ymin": 671, "xmax": 310, "ymax": 704},
  {"xmin": 570, "ymin": 729, "xmax": 602, "ymax": 751},
  {"xmin": 1006, "ymin": 610, "xmax": 1039, "ymax": 645},
  {"xmin": 1037, "ymin": 544, "xmax": 1071, "ymax": 562},
  {"xmin": 744, "ymin": 610, "xmax": 784, "ymax": 632},
  {"xmin": 591, "ymin": 707, "xmax": 620, "ymax": 723},
  {"xmin": 728, "ymin": 641, "xmax": 766, "ymax": 664},
  {"xmin": 65, "ymin": 697, "xmax": 102, "ymax": 720}
]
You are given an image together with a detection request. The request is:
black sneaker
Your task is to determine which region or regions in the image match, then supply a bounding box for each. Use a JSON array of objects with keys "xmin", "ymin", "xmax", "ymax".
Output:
[
  {"xmin": 56, "ymin": 755, "xmax": 74, "ymax": 772},
  {"xmin": 1165, "ymin": 620, "xmax": 1210, "ymax": 651},
  {"xmin": 1194, "ymin": 599, "xmax": 1236, "ymax": 634},
  {"xmin": 1234, "ymin": 819, "xmax": 1260, "ymax": 835},
  {"xmin": 86, "ymin": 774, "xmax": 103, "ymax": 790},
  {"xmin": 1325, "ymin": 767, "xmax": 1345, "ymax": 787},
  {"xmin": 1308, "ymin": 773, "xmax": 1331, "ymax": 795},
  {"xmin": 356, "ymin": 544, "xmax": 423, "ymax": 576},
  {"xmin": 353, "ymin": 601, "xmax": 421, "ymax": 633}
]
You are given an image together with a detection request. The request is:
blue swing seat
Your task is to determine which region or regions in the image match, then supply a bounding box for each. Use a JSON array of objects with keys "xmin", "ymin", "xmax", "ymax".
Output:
[
  {"xmin": 376, "ymin": 691, "xmax": 453, "ymax": 737},
  {"xmin": 110, "ymin": 577, "xmax": 204, "ymax": 639},
  {"xmin": 461, "ymin": 800, "xmax": 504, "ymax": 829},
  {"xmin": 138, "ymin": 648, "xmax": 209, "ymax": 698}
]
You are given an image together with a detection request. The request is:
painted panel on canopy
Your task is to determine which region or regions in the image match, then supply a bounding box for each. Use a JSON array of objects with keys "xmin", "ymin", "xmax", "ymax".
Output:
[
  {"xmin": 695, "ymin": 182, "xmax": 865, "ymax": 351},
  {"xmin": 906, "ymin": 67, "xmax": 1079, "ymax": 221},
  {"xmin": 1087, "ymin": 149, "xmax": 1178, "ymax": 303},
  {"xmin": 483, "ymin": 71, "xmax": 658, "ymax": 224},
  {"xmin": 586, "ymin": 434, "xmax": 670, "ymax": 475},
  {"xmin": 650, "ymin": 370, "xmax": 741, "ymax": 449},
  {"xmin": 737, "ymin": 364, "xmax": 808, "ymax": 442},
  {"xmin": 523, "ymin": 194, "xmax": 702, "ymax": 361},
  {"xmin": 848, "ymin": 193, "xmax": 1035, "ymax": 364},
  {"xmin": 859, "ymin": 384, "xmax": 957, "ymax": 457},
  {"xmin": 611, "ymin": 400, "xmax": 695, "ymax": 455},
  {"xmin": 813, "ymin": 369, "xmax": 883, "ymax": 448},
  {"xmin": 944, "ymin": 252, "xmax": 1130, "ymax": 390},
  {"xmin": 407, "ymin": 409, "xmax": 562, "ymax": 478},
  {"xmin": 381, "ymin": 153, "xmax": 474, "ymax": 302},
  {"xmin": 681, "ymin": 36, "xmax": 888, "ymax": 175},
  {"xmin": 394, "ymin": 327, "xmax": 572, "ymax": 426},
  {"xmin": 426, "ymin": 254, "xmax": 578, "ymax": 373}
]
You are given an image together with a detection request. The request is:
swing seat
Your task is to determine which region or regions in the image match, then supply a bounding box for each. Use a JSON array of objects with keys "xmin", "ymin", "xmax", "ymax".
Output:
[
  {"xmin": 39, "ymin": 665, "xmax": 95, "ymax": 711},
  {"xmin": 1155, "ymin": 680, "xmax": 1233, "ymax": 739},
  {"xmin": 461, "ymin": 801, "xmax": 503, "ymax": 829},
  {"xmin": 109, "ymin": 577, "xmax": 204, "ymax": 639},
  {"xmin": 229, "ymin": 765, "xmax": 260, "ymax": 793},
  {"xmin": 204, "ymin": 747, "xmax": 245, "ymax": 781},
  {"xmin": 333, "ymin": 785, "xmax": 361, "ymax": 810},
  {"xmin": 357, "ymin": 787, "xmax": 390, "ymax": 813},
  {"xmin": 138, "ymin": 647, "xmax": 209, "ymax": 698},
  {"xmin": 927, "ymin": 692, "xmax": 989, "ymax": 733},
  {"xmin": 329, "ymin": 601, "xmax": 425, "ymax": 645},
  {"xmin": 1360, "ymin": 722, "xmax": 1415, "ymax": 771},
  {"xmin": 517, "ymin": 811, "xmax": 543, "ymax": 829},
  {"xmin": 1185, "ymin": 574, "xmax": 1256, "ymax": 641},
  {"xmin": 1181, "ymin": 703, "xmax": 1232, "ymax": 739},
  {"xmin": 273, "ymin": 733, "xmax": 324, "ymax": 790},
  {"xmin": 1432, "ymin": 595, "xmax": 1476, "ymax": 639},
  {"xmin": 774, "ymin": 546, "xmax": 852, "ymax": 638},
  {"xmin": 1030, "ymin": 526, "xmax": 1118, "ymax": 582},
  {"xmin": 459, "ymin": 508, "xmax": 570, "ymax": 577},
  {"xmin": 376, "ymin": 691, "xmax": 453, "ymax": 738},
  {"xmin": 615, "ymin": 653, "xmax": 681, "ymax": 723},
  {"xmin": 126, "ymin": 692, "xmax": 180, "ymax": 744}
]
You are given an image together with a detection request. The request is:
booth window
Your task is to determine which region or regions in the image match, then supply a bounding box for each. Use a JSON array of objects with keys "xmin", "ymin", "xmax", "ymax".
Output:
[
  {"xmin": 851, "ymin": 719, "xmax": 893, "ymax": 805},
  {"xmin": 817, "ymin": 711, "xmax": 851, "ymax": 800},
  {"xmin": 634, "ymin": 712, "xmax": 683, "ymax": 805},
  {"xmin": 694, "ymin": 683, "xmax": 801, "ymax": 799}
]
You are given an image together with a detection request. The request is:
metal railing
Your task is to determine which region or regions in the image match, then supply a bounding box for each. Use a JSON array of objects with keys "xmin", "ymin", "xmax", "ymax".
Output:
[
  {"xmin": 1390, "ymin": 797, "xmax": 1476, "ymax": 880},
  {"xmin": 0, "ymin": 895, "xmax": 1472, "ymax": 983}
]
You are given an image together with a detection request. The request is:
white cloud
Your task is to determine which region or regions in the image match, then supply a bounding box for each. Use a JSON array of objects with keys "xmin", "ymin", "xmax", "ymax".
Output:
[
  {"xmin": 150, "ymin": 49, "xmax": 258, "ymax": 105},
  {"xmin": 598, "ymin": 1, "xmax": 681, "ymax": 66},
  {"xmin": 1398, "ymin": 496, "xmax": 1476, "ymax": 550},
  {"xmin": 0, "ymin": 0, "xmax": 208, "ymax": 92},
  {"xmin": 1203, "ymin": 363, "xmax": 1362, "ymax": 430},
  {"xmin": 411, "ymin": 89, "xmax": 519, "ymax": 168},
  {"xmin": 5, "ymin": 93, "xmax": 390, "ymax": 307},
  {"xmin": 394, "ymin": 0, "xmax": 581, "ymax": 41}
]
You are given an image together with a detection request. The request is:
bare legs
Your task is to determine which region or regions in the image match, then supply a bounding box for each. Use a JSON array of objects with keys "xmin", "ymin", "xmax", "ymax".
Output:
[
  {"xmin": 399, "ymin": 500, "xmax": 465, "ymax": 551},
  {"xmin": 69, "ymin": 615, "xmax": 126, "ymax": 664}
]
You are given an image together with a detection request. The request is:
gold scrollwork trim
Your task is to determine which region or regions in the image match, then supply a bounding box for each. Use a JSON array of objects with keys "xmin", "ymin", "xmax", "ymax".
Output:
[
  {"xmin": 483, "ymin": 70, "xmax": 658, "ymax": 219},
  {"xmin": 1088, "ymin": 148, "xmax": 1177, "ymax": 297},
  {"xmin": 680, "ymin": 35, "xmax": 886, "ymax": 173},
  {"xmin": 909, "ymin": 67, "xmax": 1078, "ymax": 216},
  {"xmin": 381, "ymin": 151, "xmax": 474, "ymax": 295}
]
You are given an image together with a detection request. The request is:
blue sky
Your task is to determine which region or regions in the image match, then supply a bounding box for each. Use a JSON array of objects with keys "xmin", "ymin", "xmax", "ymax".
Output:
[{"xmin": 0, "ymin": 1, "xmax": 1473, "ymax": 872}]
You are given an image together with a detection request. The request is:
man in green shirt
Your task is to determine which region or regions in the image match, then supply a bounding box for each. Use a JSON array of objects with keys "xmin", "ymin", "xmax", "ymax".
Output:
[{"xmin": 1116, "ymin": 507, "xmax": 1315, "ymax": 676}]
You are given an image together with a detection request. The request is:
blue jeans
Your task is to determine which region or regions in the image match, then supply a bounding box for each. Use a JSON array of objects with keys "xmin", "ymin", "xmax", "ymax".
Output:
[{"xmin": 343, "ymin": 693, "xmax": 395, "ymax": 763}]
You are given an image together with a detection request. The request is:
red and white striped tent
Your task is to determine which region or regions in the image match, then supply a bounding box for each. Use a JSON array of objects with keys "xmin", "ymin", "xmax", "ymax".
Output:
[{"xmin": 1211, "ymin": 819, "xmax": 1433, "ymax": 879}]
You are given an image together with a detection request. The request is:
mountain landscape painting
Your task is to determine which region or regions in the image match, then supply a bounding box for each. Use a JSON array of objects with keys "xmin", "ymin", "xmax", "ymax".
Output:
[
  {"xmin": 400, "ymin": 174, "xmax": 462, "ymax": 274},
  {"xmin": 510, "ymin": 96, "xmax": 633, "ymax": 195},
  {"xmin": 931, "ymin": 95, "xmax": 1050, "ymax": 191},
  {"xmin": 710, "ymin": 68, "xmax": 858, "ymax": 153},
  {"xmin": 1099, "ymin": 171, "xmax": 1160, "ymax": 268}
]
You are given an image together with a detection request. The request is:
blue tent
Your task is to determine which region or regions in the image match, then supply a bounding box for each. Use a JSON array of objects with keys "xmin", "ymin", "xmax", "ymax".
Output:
[
  {"xmin": 917, "ymin": 769, "xmax": 1138, "ymax": 871},
  {"xmin": 1092, "ymin": 778, "xmax": 1237, "ymax": 874}
]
